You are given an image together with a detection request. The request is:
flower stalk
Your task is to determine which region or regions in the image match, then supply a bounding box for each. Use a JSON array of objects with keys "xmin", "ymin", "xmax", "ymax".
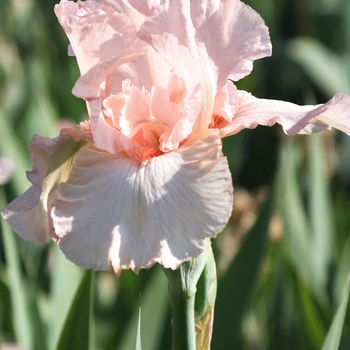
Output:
[
  {"xmin": 167, "ymin": 270, "xmax": 197, "ymax": 350},
  {"xmin": 163, "ymin": 240, "xmax": 214, "ymax": 350}
]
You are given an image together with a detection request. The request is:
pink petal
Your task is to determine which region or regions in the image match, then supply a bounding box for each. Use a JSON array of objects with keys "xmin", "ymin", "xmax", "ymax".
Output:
[
  {"xmin": 104, "ymin": 51, "xmax": 173, "ymax": 95},
  {"xmin": 88, "ymin": 47, "xmax": 193, "ymax": 147},
  {"xmin": 139, "ymin": 0, "xmax": 271, "ymax": 86},
  {"xmin": 212, "ymin": 82, "xmax": 239, "ymax": 123},
  {"xmin": 138, "ymin": 0, "xmax": 271, "ymax": 135},
  {"xmin": 1, "ymin": 129, "xmax": 90, "ymax": 242},
  {"xmin": 119, "ymin": 86, "xmax": 152, "ymax": 136},
  {"xmin": 191, "ymin": 0, "xmax": 272, "ymax": 85},
  {"xmin": 95, "ymin": 73, "xmax": 201, "ymax": 156},
  {"xmin": 107, "ymin": 33, "xmax": 202, "ymax": 106},
  {"xmin": 314, "ymin": 94, "xmax": 350, "ymax": 135},
  {"xmin": 139, "ymin": 0, "xmax": 195, "ymax": 50},
  {"xmin": 52, "ymin": 131, "xmax": 233, "ymax": 274},
  {"xmin": 87, "ymin": 99, "xmax": 134, "ymax": 156},
  {"xmin": 151, "ymin": 80, "xmax": 202, "ymax": 151},
  {"xmin": 1, "ymin": 186, "xmax": 47, "ymax": 242},
  {"xmin": 219, "ymin": 91, "xmax": 350, "ymax": 137},
  {"xmin": 55, "ymin": 0, "xmax": 147, "ymax": 99},
  {"xmin": 100, "ymin": 0, "xmax": 160, "ymax": 27}
]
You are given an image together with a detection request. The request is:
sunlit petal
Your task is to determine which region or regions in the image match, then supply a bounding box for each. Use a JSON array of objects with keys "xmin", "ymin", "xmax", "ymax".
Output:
[
  {"xmin": 219, "ymin": 91, "xmax": 350, "ymax": 137},
  {"xmin": 55, "ymin": 0, "xmax": 147, "ymax": 99},
  {"xmin": 52, "ymin": 132, "xmax": 233, "ymax": 274}
]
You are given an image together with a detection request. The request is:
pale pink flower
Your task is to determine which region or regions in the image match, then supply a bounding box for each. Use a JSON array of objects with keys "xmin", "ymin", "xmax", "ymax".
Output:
[{"xmin": 2, "ymin": 0, "xmax": 350, "ymax": 274}]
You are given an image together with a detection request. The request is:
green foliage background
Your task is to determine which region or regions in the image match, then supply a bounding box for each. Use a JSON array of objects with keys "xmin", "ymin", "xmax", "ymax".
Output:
[{"xmin": 1, "ymin": 0, "xmax": 350, "ymax": 349}]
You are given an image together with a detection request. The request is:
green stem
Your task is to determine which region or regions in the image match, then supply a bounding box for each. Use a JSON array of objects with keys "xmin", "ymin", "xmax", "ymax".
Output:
[
  {"xmin": 169, "ymin": 278, "xmax": 196, "ymax": 350},
  {"xmin": 163, "ymin": 240, "xmax": 211, "ymax": 350}
]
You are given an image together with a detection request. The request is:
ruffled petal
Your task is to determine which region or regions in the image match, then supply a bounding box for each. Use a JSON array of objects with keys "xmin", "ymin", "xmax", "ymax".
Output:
[
  {"xmin": 1, "ymin": 129, "xmax": 89, "ymax": 242},
  {"xmin": 190, "ymin": 0, "xmax": 272, "ymax": 84},
  {"xmin": 55, "ymin": 0, "xmax": 147, "ymax": 99},
  {"xmin": 139, "ymin": 0, "xmax": 271, "ymax": 135},
  {"xmin": 87, "ymin": 99, "xmax": 134, "ymax": 156},
  {"xmin": 139, "ymin": 0, "xmax": 271, "ymax": 88},
  {"xmin": 314, "ymin": 94, "xmax": 350, "ymax": 135},
  {"xmin": 1, "ymin": 186, "xmax": 47, "ymax": 242},
  {"xmin": 139, "ymin": 1, "xmax": 196, "ymax": 52},
  {"xmin": 52, "ymin": 131, "xmax": 233, "ymax": 274},
  {"xmin": 100, "ymin": 0, "xmax": 161, "ymax": 27},
  {"xmin": 219, "ymin": 91, "xmax": 350, "ymax": 137},
  {"xmin": 119, "ymin": 86, "xmax": 152, "ymax": 135}
]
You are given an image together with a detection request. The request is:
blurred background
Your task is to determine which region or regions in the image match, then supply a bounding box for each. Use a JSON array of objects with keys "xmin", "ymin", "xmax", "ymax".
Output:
[{"xmin": 1, "ymin": 0, "xmax": 350, "ymax": 349}]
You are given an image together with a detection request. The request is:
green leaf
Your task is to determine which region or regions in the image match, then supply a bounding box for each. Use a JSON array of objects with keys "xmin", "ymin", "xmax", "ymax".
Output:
[
  {"xmin": 135, "ymin": 308, "xmax": 142, "ymax": 350},
  {"xmin": 56, "ymin": 270, "xmax": 94, "ymax": 350},
  {"xmin": 0, "ymin": 188, "xmax": 33, "ymax": 349},
  {"xmin": 118, "ymin": 267, "xmax": 168, "ymax": 350},
  {"xmin": 296, "ymin": 276, "xmax": 326, "ymax": 348},
  {"xmin": 279, "ymin": 142, "xmax": 324, "ymax": 300},
  {"xmin": 212, "ymin": 187, "xmax": 275, "ymax": 349},
  {"xmin": 0, "ymin": 109, "xmax": 30, "ymax": 195},
  {"xmin": 307, "ymin": 134, "xmax": 334, "ymax": 292},
  {"xmin": 321, "ymin": 268, "xmax": 350, "ymax": 350},
  {"xmin": 48, "ymin": 245, "xmax": 84, "ymax": 350},
  {"xmin": 286, "ymin": 37, "xmax": 350, "ymax": 97},
  {"xmin": 334, "ymin": 235, "xmax": 350, "ymax": 304}
]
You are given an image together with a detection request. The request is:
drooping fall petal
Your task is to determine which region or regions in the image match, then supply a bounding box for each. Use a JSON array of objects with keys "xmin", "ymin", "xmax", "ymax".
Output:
[
  {"xmin": 1, "ymin": 129, "xmax": 89, "ymax": 242},
  {"xmin": 314, "ymin": 94, "xmax": 350, "ymax": 134},
  {"xmin": 52, "ymin": 132, "xmax": 233, "ymax": 274},
  {"xmin": 220, "ymin": 91, "xmax": 350, "ymax": 137}
]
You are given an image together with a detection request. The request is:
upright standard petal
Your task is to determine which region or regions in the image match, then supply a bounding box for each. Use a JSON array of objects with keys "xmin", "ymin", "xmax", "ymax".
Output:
[
  {"xmin": 139, "ymin": 0, "xmax": 271, "ymax": 135},
  {"xmin": 52, "ymin": 131, "xmax": 233, "ymax": 274},
  {"xmin": 1, "ymin": 129, "xmax": 89, "ymax": 242},
  {"xmin": 190, "ymin": 0, "xmax": 272, "ymax": 84},
  {"xmin": 55, "ymin": 0, "xmax": 147, "ymax": 99}
]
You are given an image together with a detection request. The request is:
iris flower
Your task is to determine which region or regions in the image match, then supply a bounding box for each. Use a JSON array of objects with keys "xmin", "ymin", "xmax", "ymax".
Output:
[{"xmin": 2, "ymin": 0, "xmax": 350, "ymax": 275}]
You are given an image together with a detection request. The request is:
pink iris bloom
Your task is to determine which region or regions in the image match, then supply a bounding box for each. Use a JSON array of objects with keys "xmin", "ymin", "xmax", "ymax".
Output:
[{"xmin": 2, "ymin": 0, "xmax": 350, "ymax": 275}]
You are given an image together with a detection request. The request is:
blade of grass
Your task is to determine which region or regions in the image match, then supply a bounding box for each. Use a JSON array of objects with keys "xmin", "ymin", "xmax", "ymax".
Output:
[
  {"xmin": 118, "ymin": 267, "xmax": 168, "ymax": 350},
  {"xmin": 307, "ymin": 134, "xmax": 334, "ymax": 293},
  {"xmin": 286, "ymin": 37, "xmax": 350, "ymax": 96},
  {"xmin": 0, "ymin": 187, "xmax": 33, "ymax": 349},
  {"xmin": 0, "ymin": 109, "xmax": 30, "ymax": 194},
  {"xmin": 279, "ymin": 142, "xmax": 325, "ymax": 300},
  {"xmin": 297, "ymin": 276, "xmax": 326, "ymax": 348},
  {"xmin": 48, "ymin": 245, "xmax": 84, "ymax": 350},
  {"xmin": 321, "ymin": 268, "xmax": 350, "ymax": 350},
  {"xmin": 334, "ymin": 235, "xmax": 350, "ymax": 304},
  {"xmin": 135, "ymin": 307, "xmax": 142, "ymax": 350},
  {"xmin": 55, "ymin": 269, "xmax": 94, "ymax": 350}
]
